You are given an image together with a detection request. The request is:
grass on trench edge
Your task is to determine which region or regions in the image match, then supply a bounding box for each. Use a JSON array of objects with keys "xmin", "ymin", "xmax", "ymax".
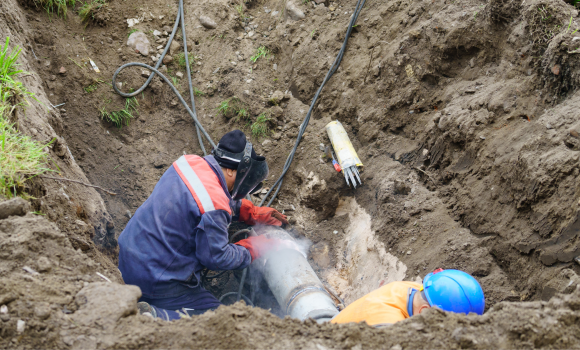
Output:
[
  {"xmin": 1, "ymin": 37, "xmax": 53, "ymax": 199},
  {"xmin": 78, "ymin": 0, "xmax": 107, "ymax": 22},
  {"xmin": 32, "ymin": 0, "xmax": 76, "ymax": 18}
]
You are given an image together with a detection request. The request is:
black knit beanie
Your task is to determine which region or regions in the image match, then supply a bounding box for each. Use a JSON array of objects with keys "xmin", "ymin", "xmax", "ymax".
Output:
[{"xmin": 213, "ymin": 129, "xmax": 259, "ymax": 169}]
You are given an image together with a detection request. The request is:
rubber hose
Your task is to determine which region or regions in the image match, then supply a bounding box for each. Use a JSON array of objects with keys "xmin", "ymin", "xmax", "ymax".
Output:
[
  {"xmin": 112, "ymin": 0, "xmax": 213, "ymax": 153},
  {"xmin": 260, "ymin": 0, "xmax": 367, "ymax": 207},
  {"xmin": 218, "ymin": 292, "xmax": 254, "ymax": 307},
  {"xmin": 112, "ymin": 62, "xmax": 216, "ymax": 149},
  {"xmin": 236, "ymin": 267, "xmax": 248, "ymax": 302}
]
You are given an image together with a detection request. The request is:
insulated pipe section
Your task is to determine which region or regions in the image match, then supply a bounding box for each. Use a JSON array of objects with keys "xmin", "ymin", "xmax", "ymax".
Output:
[{"xmin": 260, "ymin": 248, "xmax": 339, "ymax": 323}]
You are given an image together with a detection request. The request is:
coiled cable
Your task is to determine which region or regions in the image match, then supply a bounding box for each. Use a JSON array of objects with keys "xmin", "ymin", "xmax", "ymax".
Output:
[{"xmin": 112, "ymin": 0, "xmax": 213, "ymax": 154}]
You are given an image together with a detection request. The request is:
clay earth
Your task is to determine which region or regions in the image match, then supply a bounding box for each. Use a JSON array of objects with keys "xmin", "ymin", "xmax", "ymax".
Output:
[{"xmin": 2, "ymin": 0, "xmax": 580, "ymax": 347}]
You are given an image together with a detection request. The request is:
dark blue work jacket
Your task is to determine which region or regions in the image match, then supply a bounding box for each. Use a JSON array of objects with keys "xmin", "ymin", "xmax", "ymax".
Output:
[{"xmin": 118, "ymin": 155, "xmax": 251, "ymax": 299}]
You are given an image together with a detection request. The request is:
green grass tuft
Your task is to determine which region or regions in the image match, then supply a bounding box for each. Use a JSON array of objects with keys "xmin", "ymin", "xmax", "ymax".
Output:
[
  {"xmin": 175, "ymin": 52, "xmax": 198, "ymax": 69},
  {"xmin": 33, "ymin": 0, "xmax": 76, "ymax": 18},
  {"xmin": 78, "ymin": 0, "xmax": 106, "ymax": 22},
  {"xmin": 1, "ymin": 37, "xmax": 52, "ymax": 199},
  {"xmin": 217, "ymin": 99, "xmax": 231, "ymax": 115},
  {"xmin": 251, "ymin": 112, "xmax": 271, "ymax": 138},
  {"xmin": 234, "ymin": 108, "xmax": 249, "ymax": 122},
  {"xmin": 250, "ymin": 46, "xmax": 270, "ymax": 63},
  {"xmin": 1, "ymin": 118, "xmax": 53, "ymax": 199},
  {"xmin": 83, "ymin": 79, "xmax": 104, "ymax": 93},
  {"xmin": 235, "ymin": 2, "xmax": 249, "ymax": 22},
  {"xmin": 170, "ymin": 76, "xmax": 180, "ymax": 88},
  {"xmin": 100, "ymin": 97, "xmax": 138, "ymax": 128},
  {"xmin": 194, "ymin": 87, "xmax": 205, "ymax": 97},
  {"xmin": 217, "ymin": 97, "xmax": 248, "ymax": 120}
]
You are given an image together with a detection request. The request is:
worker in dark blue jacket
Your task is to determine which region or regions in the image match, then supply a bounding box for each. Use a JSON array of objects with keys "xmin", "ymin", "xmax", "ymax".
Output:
[{"xmin": 118, "ymin": 130, "xmax": 288, "ymax": 320}]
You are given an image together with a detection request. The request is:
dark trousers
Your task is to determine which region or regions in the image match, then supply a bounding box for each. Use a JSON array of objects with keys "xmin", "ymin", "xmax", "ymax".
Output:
[{"xmin": 140, "ymin": 286, "xmax": 221, "ymax": 321}]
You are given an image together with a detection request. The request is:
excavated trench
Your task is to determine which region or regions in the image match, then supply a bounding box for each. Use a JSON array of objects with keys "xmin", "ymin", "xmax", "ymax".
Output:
[{"xmin": 2, "ymin": 0, "xmax": 580, "ymax": 347}]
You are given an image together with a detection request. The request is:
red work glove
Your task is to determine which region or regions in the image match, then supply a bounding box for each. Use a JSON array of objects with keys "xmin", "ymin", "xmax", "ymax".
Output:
[
  {"xmin": 235, "ymin": 235, "xmax": 283, "ymax": 261},
  {"xmin": 239, "ymin": 199, "xmax": 289, "ymax": 226}
]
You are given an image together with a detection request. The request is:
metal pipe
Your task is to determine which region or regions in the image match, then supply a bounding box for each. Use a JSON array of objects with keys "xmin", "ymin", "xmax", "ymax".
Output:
[{"xmin": 256, "ymin": 228, "xmax": 339, "ymax": 322}]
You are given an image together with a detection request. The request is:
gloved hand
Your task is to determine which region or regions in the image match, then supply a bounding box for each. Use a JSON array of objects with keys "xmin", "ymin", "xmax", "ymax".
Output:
[
  {"xmin": 239, "ymin": 199, "xmax": 289, "ymax": 226},
  {"xmin": 235, "ymin": 235, "xmax": 284, "ymax": 261}
]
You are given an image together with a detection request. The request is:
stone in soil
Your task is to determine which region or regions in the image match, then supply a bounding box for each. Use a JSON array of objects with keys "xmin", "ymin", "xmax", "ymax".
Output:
[
  {"xmin": 286, "ymin": 0, "xmax": 305, "ymax": 20},
  {"xmin": 170, "ymin": 40, "xmax": 180, "ymax": 55},
  {"xmin": 127, "ymin": 32, "xmax": 151, "ymax": 56},
  {"xmin": 0, "ymin": 198, "xmax": 30, "ymax": 220},
  {"xmin": 199, "ymin": 15, "xmax": 217, "ymax": 29},
  {"xmin": 163, "ymin": 55, "xmax": 173, "ymax": 64}
]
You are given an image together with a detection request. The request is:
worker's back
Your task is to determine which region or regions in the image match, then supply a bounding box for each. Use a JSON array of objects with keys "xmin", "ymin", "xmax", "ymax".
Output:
[
  {"xmin": 331, "ymin": 281, "xmax": 422, "ymax": 326},
  {"xmin": 118, "ymin": 155, "xmax": 249, "ymax": 299}
]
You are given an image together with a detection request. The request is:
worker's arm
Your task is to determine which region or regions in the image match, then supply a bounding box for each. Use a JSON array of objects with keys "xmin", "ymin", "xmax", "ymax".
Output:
[
  {"xmin": 234, "ymin": 199, "xmax": 288, "ymax": 226},
  {"xmin": 195, "ymin": 210, "xmax": 252, "ymax": 271}
]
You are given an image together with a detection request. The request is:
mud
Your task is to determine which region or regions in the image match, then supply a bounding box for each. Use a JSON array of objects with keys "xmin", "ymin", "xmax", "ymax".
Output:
[{"xmin": 2, "ymin": 0, "xmax": 580, "ymax": 347}]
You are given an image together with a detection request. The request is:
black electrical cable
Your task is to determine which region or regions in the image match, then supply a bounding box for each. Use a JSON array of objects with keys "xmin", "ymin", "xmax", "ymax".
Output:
[
  {"xmin": 112, "ymin": 0, "xmax": 213, "ymax": 154},
  {"xmin": 112, "ymin": 0, "xmax": 365, "ymax": 310},
  {"xmin": 229, "ymin": 229, "xmax": 251, "ymax": 244},
  {"xmin": 203, "ymin": 228, "xmax": 250, "ymax": 281},
  {"xmin": 260, "ymin": 0, "xmax": 367, "ymax": 207},
  {"xmin": 202, "ymin": 269, "xmax": 228, "ymax": 280}
]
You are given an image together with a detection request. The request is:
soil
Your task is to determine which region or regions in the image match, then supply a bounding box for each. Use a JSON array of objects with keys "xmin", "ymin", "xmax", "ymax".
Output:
[{"xmin": 2, "ymin": 0, "xmax": 580, "ymax": 347}]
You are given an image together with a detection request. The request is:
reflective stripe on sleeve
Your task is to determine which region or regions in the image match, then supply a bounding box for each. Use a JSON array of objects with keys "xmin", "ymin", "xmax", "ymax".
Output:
[{"xmin": 174, "ymin": 156, "xmax": 215, "ymax": 212}]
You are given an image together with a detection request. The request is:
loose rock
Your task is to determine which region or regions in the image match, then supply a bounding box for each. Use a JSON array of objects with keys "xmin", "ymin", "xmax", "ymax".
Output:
[
  {"xmin": 169, "ymin": 40, "xmax": 180, "ymax": 55},
  {"xmin": 127, "ymin": 32, "xmax": 151, "ymax": 56},
  {"xmin": 0, "ymin": 198, "xmax": 31, "ymax": 220},
  {"xmin": 16, "ymin": 320, "xmax": 25, "ymax": 334},
  {"xmin": 162, "ymin": 55, "xmax": 173, "ymax": 64},
  {"xmin": 37, "ymin": 257, "xmax": 52, "ymax": 272},
  {"xmin": 286, "ymin": 0, "xmax": 306, "ymax": 20},
  {"xmin": 72, "ymin": 283, "xmax": 141, "ymax": 329},
  {"xmin": 199, "ymin": 15, "xmax": 217, "ymax": 29},
  {"xmin": 34, "ymin": 303, "xmax": 51, "ymax": 320},
  {"xmin": 270, "ymin": 90, "xmax": 288, "ymax": 105}
]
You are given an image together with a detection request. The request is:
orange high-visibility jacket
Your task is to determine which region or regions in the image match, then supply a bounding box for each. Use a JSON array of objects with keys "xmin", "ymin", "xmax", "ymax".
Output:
[{"xmin": 331, "ymin": 281, "xmax": 422, "ymax": 326}]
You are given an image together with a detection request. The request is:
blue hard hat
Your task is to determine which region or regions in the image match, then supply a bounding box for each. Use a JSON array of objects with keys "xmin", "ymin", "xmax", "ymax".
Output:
[{"xmin": 422, "ymin": 269, "xmax": 485, "ymax": 315}]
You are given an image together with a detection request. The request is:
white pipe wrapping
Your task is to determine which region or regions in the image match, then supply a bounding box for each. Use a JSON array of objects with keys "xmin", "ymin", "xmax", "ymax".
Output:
[{"xmin": 260, "ymin": 248, "xmax": 339, "ymax": 322}]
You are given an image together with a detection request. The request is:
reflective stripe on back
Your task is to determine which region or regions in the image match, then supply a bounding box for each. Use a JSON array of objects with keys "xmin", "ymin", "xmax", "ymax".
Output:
[
  {"xmin": 173, "ymin": 155, "xmax": 231, "ymax": 215},
  {"xmin": 174, "ymin": 156, "xmax": 215, "ymax": 213}
]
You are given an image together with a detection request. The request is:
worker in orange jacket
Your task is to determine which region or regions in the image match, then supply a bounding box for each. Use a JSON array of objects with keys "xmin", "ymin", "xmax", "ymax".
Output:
[{"xmin": 331, "ymin": 269, "xmax": 485, "ymax": 326}]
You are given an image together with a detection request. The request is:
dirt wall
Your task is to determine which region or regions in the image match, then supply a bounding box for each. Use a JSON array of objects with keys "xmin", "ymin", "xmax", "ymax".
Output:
[
  {"xmin": 2, "ymin": 0, "xmax": 580, "ymax": 347},
  {"xmin": 0, "ymin": 0, "xmax": 119, "ymax": 249}
]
